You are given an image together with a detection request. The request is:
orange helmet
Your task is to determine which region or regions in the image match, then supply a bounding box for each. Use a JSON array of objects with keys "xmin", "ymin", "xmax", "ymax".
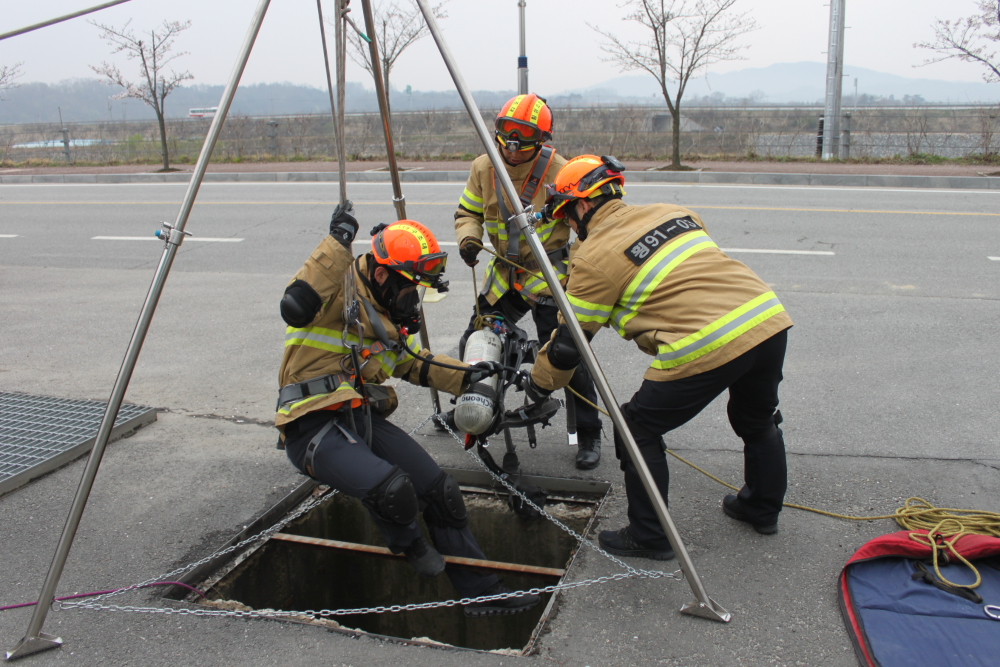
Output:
[
  {"xmin": 543, "ymin": 155, "xmax": 626, "ymax": 221},
  {"xmin": 371, "ymin": 220, "xmax": 448, "ymax": 290},
  {"xmin": 495, "ymin": 94, "xmax": 553, "ymax": 152}
]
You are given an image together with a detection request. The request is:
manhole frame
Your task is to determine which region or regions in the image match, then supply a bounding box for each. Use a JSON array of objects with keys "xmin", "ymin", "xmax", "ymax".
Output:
[{"xmin": 176, "ymin": 468, "xmax": 612, "ymax": 656}]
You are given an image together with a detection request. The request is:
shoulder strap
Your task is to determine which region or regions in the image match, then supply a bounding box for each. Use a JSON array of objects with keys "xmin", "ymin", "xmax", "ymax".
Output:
[
  {"xmin": 353, "ymin": 257, "xmax": 399, "ymax": 351},
  {"xmin": 520, "ymin": 145, "xmax": 554, "ymax": 207}
]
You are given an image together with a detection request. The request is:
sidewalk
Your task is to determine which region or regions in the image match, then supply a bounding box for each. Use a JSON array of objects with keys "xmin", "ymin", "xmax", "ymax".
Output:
[{"xmin": 3, "ymin": 159, "xmax": 999, "ymax": 188}]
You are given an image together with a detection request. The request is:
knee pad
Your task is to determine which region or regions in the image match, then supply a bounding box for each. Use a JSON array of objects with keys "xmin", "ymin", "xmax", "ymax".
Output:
[
  {"xmin": 363, "ymin": 467, "xmax": 419, "ymax": 526},
  {"xmin": 546, "ymin": 324, "xmax": 594, "ymax": 371},
  {"xmin": 613, "ymin": 404, "xmax": 665, "ymax": 472},
  {"xmin": 738, "ymin": 410, "xmax": 784, "ymax": 444},
  {"xmin": 421, "ymin": 472, "xmax": 468, "ymax": 529}
]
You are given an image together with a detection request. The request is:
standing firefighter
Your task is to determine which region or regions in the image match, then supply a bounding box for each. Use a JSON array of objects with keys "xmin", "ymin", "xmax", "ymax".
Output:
[
  {"xmin": 455, "ymin": 93, "xmax": 603, "ymax": 469},
  {"xmin": 276, "ymin": 207, "xmax": 540, "ymax": 616},
  {"xmin": 523, "ymin": 156, "xmax": 794, "ymax": 559}
]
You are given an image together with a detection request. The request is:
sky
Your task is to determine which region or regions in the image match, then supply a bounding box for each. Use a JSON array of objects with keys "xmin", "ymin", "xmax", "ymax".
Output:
[{"xmin": 0, "ymin": 0, "xmax": 990, "ymax": 96}]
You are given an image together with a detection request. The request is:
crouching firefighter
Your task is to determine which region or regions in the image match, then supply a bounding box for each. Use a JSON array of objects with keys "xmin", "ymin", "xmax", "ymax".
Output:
[
  {"xmin": 275, "ymin": 205, "xmax": 540, "ymax": 616},
  {"xmin": 522, "ymin": 156, "xmax": 794, "ymax": 560},
  {"xmin": 454, "ymin": 93, "xmax": 603, "ymax": 470}
]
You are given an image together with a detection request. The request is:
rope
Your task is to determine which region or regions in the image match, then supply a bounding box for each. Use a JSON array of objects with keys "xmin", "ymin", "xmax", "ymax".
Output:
[{"xmin": 464, "ymin": 241, "xmax": 1000, "ymax": 587}]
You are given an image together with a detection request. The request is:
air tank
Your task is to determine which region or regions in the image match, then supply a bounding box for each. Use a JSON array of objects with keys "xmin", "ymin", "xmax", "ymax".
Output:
[{"xmin": 454, "ymin": 327, "xmax": 503, "ymax": 435}]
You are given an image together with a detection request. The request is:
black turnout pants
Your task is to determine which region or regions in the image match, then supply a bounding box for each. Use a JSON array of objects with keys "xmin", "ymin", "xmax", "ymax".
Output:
[
  {"xmin": 460, "ymin": 290, "xmax": 602, "ymax": 432},
  {"xmin": 620, "ymin": 330, "xmax": 789, "ymax": 549},
  {"xmin": 283, "ymin": 408, "xmax": 500, "ymax": 597}
]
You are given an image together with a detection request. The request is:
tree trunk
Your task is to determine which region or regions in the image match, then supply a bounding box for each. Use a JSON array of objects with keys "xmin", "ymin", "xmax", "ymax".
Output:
[
  {"xmin": 156, "ymin": 109, "xmax": 169, "ymax": 170},
  {"xmin": 671, "ymin": 105, "xmax": 682, "ymax": 168}
]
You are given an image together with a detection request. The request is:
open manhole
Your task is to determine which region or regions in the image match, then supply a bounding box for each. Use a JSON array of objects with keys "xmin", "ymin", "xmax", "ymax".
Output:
[{"xmin": 181, "ymin": 469, "xmax": 610, "ymax": 654}]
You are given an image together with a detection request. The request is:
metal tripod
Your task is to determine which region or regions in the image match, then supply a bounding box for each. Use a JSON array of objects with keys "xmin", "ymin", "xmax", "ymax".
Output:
[{"xmin": 414, "ymin": 0, "xmax": 731, "ymax": 623}]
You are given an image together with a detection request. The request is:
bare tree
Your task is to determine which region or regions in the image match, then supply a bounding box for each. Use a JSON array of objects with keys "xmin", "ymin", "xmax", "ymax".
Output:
[
  {"xmin": 345, "ymin": 0, "xmax": 446, "ymax": 114},
  {"xmin": 591, "ymin": 0, "xmax": 757, "ymax": 168},
  {"xmin": 915, "ymin": 0, "xmax": 1000, "ymax": 83},
  {"xmin": 0, "ymin": 62, "xmax": 23, "ymax": 101},
  {"xmin": 89, "ymin": 19, "xmax": 193, "ymax": 170}
]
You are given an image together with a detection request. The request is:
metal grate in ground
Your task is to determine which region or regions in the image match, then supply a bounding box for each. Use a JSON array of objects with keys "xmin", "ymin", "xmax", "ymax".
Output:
[{"xmin": 0, "ymin": 392, "xmax": 157, "ymax": 497}]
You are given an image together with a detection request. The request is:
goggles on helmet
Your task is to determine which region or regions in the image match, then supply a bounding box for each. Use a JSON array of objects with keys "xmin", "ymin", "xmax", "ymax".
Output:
[
  {"xmin": 372, "ymin": 236, "xmax": 449, "ymax": 289},
  {"xmin": 496, "ymin": 118, "xmax": 543, "ymax": 152}
]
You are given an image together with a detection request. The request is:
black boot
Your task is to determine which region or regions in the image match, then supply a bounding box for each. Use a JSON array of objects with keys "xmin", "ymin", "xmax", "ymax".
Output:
[
  {"xmin": 598, "ymin": 526, "xmax": 675, "ymax": 561},
  {"xmin": 403, "ymin": 536, "xmax": 446, "ymax": 578},
  {"xmin": 463, "ymin": 580, "xmax": 541, "ymax": 617},
  {"xmin": 722, "ymin": 494, "xmax": 778, "ymax": 535},
  {"xmin": 576, "ymin": 426, "xmax": 602, "ymax": 470}
]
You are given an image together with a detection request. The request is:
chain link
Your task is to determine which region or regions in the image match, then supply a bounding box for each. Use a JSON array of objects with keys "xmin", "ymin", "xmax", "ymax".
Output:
[{"xmin": 63, "ymin": 413, "xmax": 681, "ymax": 621}]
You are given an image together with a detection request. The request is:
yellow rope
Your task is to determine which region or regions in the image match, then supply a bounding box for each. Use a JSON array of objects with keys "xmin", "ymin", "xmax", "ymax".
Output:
[{"xmin": 464, "ymin": 241, "xmax": 1000, "ymax": 589}]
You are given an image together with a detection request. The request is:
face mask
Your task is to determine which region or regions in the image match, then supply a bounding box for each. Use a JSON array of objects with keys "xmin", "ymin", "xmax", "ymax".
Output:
[{"xmin": 370, "ymin": 264, "xmax": 420, "ymax": 323}]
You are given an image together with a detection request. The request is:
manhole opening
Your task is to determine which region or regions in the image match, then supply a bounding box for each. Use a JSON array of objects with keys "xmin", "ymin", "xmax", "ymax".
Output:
[{"xmin": 183, "ymin": 469, "xmax": 610, "ymax": 654}]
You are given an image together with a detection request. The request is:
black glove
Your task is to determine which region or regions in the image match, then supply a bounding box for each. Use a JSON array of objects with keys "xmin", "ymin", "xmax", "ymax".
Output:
[
  {"xmin": 524, "ymin": 374, "xmax": 553, "ymax": 403},
  {"xmin": 466, "ymin": 360, "xmax": 503, "ymax": 385},
  {"xmin": 329, "ymin": 200, "xmax": 359, "ymax": 248},
  {"xmin": 459, "ymin": 237, "xmax": 481, "ymax": 267}
]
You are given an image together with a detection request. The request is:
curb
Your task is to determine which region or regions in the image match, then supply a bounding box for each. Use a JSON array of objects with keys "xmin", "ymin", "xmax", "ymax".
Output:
[{"xmin": 2, "ymin": 171, "xmax": 999, "ymax": 189}]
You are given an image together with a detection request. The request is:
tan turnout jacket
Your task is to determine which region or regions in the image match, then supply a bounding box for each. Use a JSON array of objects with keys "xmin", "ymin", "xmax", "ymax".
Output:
[
  {"xmin": 276, "ymin": 236, "xmax": 468, "ymax": 429},
  {"xmin": 531, "ymin": 200, "xmax": 793, "ymax": 390},
  {"xmin": 454, "ymin": 150, "xmax": 571, "ymax": 304}
]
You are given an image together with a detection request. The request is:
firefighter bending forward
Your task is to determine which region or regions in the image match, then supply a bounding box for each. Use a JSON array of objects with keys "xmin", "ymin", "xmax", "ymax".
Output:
[
  {"xmin": 455, "ymin": 94, "xmax": 603, "ymax": 470},
  {"xmin": 524, "ymin": 156, "xmax": 794, "ymax": 560},
  {"xmin": 276, "ymin": 207, "xmax": 540, "ymax": 616}
]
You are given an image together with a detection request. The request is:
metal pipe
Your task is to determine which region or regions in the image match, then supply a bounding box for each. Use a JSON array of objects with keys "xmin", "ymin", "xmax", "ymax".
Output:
[
  {"xmin": 0, "ymin": 0, "xmax": 132, "ymax": 42},
  {"xmin": 359, "ymin": 0, "xmax": 406, "ymax": 221},
  {"xmin": 334, "ymin": 0, "xmax": 349, "ymax": 203},
  {"xmin": 270, "ymin": 533, "xmax": 565, "ymax": 577},
  {"xmin": 5, "ymin": 1, "xmax": 274, "ymax": 660},
  {"xmin": 358, "ymin": 0, "xmax": 444, "ymax": 419},
  {"xmin": 316, "ymin": 0, "xmax": 348, "ymax": 204},
  {"xmin": 821, "ymin": 0, "xmax": 846, "ymax": 160},
  {"xmin": 417, "ymin": 288, "xmax": 443, "ymax": 419},
  {"xmin": 315, "ymin": 0, "xmax": 347, "ymax": 204},
  {"xmin": 517, "ymin": 0, "xmax": 528, "ymax": 94},
  {"xmin": 414, "ymin": 0, "xmax": 730, "ymax": 623}
]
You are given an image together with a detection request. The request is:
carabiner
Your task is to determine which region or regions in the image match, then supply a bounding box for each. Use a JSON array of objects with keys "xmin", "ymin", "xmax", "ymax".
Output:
[{"xmin": 986, "ymin": 605, "xmax": 1000, "ymax": 620}]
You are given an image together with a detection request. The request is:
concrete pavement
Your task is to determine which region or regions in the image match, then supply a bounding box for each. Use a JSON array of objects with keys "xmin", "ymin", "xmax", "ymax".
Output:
[{"xmin": 1, "ymin": 181, "xmax": 998, "ymax": 665}]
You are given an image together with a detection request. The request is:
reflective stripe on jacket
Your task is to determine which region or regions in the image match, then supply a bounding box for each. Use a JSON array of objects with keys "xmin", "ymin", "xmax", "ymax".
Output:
[
  {"xmin": 276, "ymin": 240, "xmax": 468, "ymax": 428},
  {"xmin": 531, "ymin": 200, "xmax": 793, "ymax": 389},
  {"xmin": 454, "ymin": 151, "xmax": 570, "ymax": 304}
]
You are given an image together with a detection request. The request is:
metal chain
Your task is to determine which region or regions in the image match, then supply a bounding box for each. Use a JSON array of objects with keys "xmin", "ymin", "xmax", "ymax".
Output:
[
  {"xmin": 63, "ymin": 491, "xmax": 329, "ymax": 608},
  {"xmin": 432, "ymin": 415, "xmax": 679, "ymax": 580},
  {"xmin": 63, "ymin": 413, "xmax": 681, "ymax": 620}
]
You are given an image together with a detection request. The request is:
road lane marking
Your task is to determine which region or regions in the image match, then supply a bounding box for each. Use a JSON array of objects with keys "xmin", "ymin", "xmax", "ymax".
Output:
[
  {"xmin": 92, "ymin": 236, "xmax": 243, "ymax": 242},
  {"xmin": 990, "ymin": 256, "xmax": 1000, "ymax": 261},
  {"xmin": 722, "ymin": 248, "xmax": 834, "ymax": 255},
  {"xmin": 0, "ymin": 234, "xmax": 18, "ymax": 238}
]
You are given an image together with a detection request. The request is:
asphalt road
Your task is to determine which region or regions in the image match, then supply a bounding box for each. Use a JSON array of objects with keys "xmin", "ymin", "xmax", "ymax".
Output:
[{"xmin": 1, "ymin": 181, "xmax": 998, "ymax": 666}]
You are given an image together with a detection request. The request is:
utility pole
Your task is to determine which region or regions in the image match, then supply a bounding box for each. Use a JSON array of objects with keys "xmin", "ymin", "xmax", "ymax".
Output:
[
  {"xmin": 517, "ymin": 0, "xmax": 528, "ymax": 94},
  {"xmin": 821, "ymin": 0, "xmax": 846, "ymax": 160}
]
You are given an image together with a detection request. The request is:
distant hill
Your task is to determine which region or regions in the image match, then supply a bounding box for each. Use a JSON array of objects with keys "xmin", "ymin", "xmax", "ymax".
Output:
[
  {"xmin": 3, "ymin": 61, "xmax": 998, "ymax": 124},
  {"xmin": 0, "ymin": 80, "xmax": 515, "ymax": 124},
  {"xmin": 572, "ymin": 61, "xmax": 1000, "ymax": 104}
]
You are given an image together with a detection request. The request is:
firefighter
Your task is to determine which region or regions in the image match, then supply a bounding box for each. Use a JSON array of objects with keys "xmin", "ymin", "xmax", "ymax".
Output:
[
  {"xmin": 455, "ymin": 93, "xmax": 603, "ymax": 469},
  {"xmin": 276, "ymin": 205, "xmax": 540, "ymax": 616},
  {"xmin": 523, "ymin": 156, "xmax": 794, "ymax": 560}
]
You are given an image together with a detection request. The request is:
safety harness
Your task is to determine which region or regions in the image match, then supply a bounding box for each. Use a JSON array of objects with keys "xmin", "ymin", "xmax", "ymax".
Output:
[{"xmin": 492, "ymin": 146, "xmax": 567, "ymax": 306}]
